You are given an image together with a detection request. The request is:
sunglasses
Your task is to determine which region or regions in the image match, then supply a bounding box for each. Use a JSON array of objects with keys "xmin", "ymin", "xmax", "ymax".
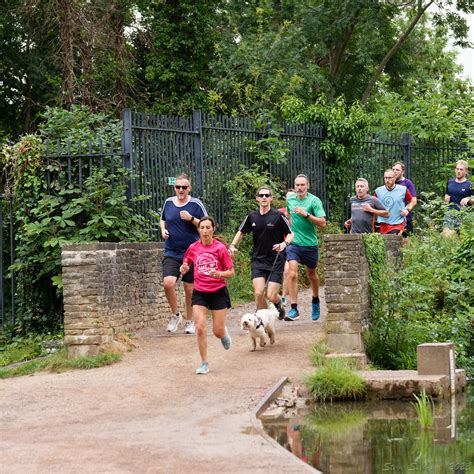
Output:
[
  {"xmin": 175, "ymin": 185, "xmax": 189, "ymax": 190},
  {"xmin": 258, "ymin": 193, "xmax": 272, "ymax": 198}
]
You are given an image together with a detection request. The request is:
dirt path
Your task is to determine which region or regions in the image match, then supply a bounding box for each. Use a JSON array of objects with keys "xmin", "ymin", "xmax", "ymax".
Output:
[{"xmin": 0, "ymin": 289, "xmax": 325, "ymax": 473}]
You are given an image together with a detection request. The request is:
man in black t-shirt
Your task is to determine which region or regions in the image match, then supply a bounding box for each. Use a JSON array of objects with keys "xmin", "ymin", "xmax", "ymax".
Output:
[{"xmin": 229, "ymin": 186, "xmax": 293, "ymax": 319}]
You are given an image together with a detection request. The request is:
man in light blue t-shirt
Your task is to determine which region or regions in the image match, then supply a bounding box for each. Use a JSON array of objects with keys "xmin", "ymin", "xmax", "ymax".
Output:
[
  {"xmin": 374, "ymin": 169, "xmax": 415, "ymax": 235},
  {"xmin": 285, "ymin": 174, "xmax": 326, "ymax": 322}
]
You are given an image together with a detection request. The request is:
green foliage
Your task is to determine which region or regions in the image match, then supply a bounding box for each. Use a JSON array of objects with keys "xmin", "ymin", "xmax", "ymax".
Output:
[
  {"xmin": 280, "ymin": 94, "xmax": 371, "ymax": 222},
  {"xmin": 1, "ymin": 124, "xmax": 149, "ymax": 333},
  {"xmin": 2, "ymin": 0, "xmax": 473, "ymax": 139},
  {"xmin": 309, "ymin": 343, "xmax": 330, "ymax": 367},
  {"xmin": 417, "ymin": 191, "xmax": 450, "ymax": 232},
  {"xmin": 209, "ymin": 5, "xmax": 325, "ymax": 116},
  {"xmin": 244, "ymin": 114, "xmax": 290, "ymax": 166},
  {"xmin": 136, "ymin": 0, "xmax": 223, "ymax": 114},
  {"xmin": 411, "ymin": 389, "xmax": 435, "ymax": 430},
  {"xmin": 0, "ymin": 349, "xmax": 121, "ymax": 379},
  {"xmin": 0, "ymin": 335, "xmax": 43, "ymax": 366},
  {"xmin": 305, "ymin": 365, "xmax": 367, "ymax": 402},
  {"xmin": 281, "ymin": 95, "xmax": 371, "ymax": 163},
  {"xmin": 363, "ymin": 222, "xmax": 474, "ymax": 377},
  {"xmin": 370, "ymin": 84, "xmax": 474, "ymax": 144},
  {"xmin": 38, "ymin": 105, "xmax": 123, "ymax": 148}
]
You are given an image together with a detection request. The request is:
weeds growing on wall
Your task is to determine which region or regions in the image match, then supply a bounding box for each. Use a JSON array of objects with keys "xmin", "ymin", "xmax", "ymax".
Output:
[{"xmin": 363, "ymin": 215, "xmax": 474, "ymax": 377}]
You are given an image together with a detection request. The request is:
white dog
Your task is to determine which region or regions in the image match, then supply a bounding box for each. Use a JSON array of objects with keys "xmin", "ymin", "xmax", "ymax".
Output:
[{"xmin": 240, "ymin": 303, "xmax": 278, "ymax": 351}]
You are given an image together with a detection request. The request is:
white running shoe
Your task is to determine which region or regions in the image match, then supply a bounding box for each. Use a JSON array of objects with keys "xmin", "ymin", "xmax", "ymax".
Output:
[
  {"xmin": 196, "ymin": 362, "xmax": 209, "ymax": 375},
  {"xmin": 167, "ymin": 312, "xmax": 182, "ymax": 333},
  {"xmin": 184, "ymin": 320, "xmax": 195, "ymax": 334}
]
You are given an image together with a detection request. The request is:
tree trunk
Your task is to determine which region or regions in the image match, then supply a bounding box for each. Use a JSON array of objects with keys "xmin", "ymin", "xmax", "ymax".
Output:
[
  {"xmin": 361, "ymin": 0, "xmax": 434, "ymax": 105},
  {"xmin": 112, "ymin": 3, "xmax": 128, "ymax": 113},
  {"xmin": 330, "ymin": 7, "xmax": 361, "ymax": 77},
  {"xmin": 58, "ymin": 0, "xmax": 75, "ymax": 109}
]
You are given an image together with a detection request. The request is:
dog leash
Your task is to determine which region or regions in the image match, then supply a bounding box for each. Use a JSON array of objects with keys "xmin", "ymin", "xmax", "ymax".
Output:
[{"xmin": 254, "ymin": 249, "xmax": 284, "ymax": 314}]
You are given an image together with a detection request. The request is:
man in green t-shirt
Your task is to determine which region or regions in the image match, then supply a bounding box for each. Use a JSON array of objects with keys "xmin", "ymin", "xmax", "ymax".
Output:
[{"xmin": 285, "ymin": 174, "xmax": 326, "ymax": 321}]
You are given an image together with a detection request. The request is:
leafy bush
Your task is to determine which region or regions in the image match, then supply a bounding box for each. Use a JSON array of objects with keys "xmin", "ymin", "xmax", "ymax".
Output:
[
  {"xmin": 363, "ymin": 218, "xmax": 474, "ymax": 377},
  {"xmin": 1, "ymin": 130, "xmax": 149, "ymax": 334}
]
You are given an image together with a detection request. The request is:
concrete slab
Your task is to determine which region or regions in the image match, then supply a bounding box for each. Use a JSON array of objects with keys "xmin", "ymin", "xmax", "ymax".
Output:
[{"xmin": 358, "ymin": 369, "xmax": 467, "ymax": 400}]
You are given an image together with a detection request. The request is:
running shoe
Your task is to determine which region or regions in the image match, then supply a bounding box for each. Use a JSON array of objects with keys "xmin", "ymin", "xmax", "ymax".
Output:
[
  {"xmin": 166, "ymin": 312, "xmax": 182, "ymax": 333},
  {"xmin": 195, "ymin": 362, "xmax": 209, "ymax": 375},
  {"xmin": 221, "ymin": 326, "xmax": 232, "ymax": 350},
  {"xmin": 278, "ymin": 305, "xmax": 286, "ymax": 321},
  {"xmin": 184, "ymin": 320, "xmax": 195, "ymax": 334},
  {"xmin": 281, "ymin": 296, "xmax": 288, "ymax": 307},
  {"xmin": 312, "ymin": 302, "xmax": 320, "ymax": 321},
  {"xmin": 285, "ymin": 308, "xmax": 300, "ymax": 321}
]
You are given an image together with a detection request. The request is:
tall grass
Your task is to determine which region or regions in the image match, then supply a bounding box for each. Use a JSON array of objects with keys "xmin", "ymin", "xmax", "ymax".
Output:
[
  {"xmin": 411, "ymin": 389, "xmax": 435, "ymax": 429},
  {"xmin": 306, "ymin": 343, "xmax": 367, "ymax": 402},
  {"xmin": 305, "ymin": 366, "xmax": 367, "ymax": 402}
]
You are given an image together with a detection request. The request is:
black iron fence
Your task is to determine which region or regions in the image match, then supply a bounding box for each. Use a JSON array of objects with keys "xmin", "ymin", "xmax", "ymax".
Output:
[
  {"xmin": 341, "ymin": 132, "xmax": 471, "ymax": 224},
  {"xmin": 1, "ymin": 110, "xmax": 471, "ymax": 329},
  {"xmin": 122, "ymin": 109, "xmax": 326, "ymax": 236},
  {"xmin": 44, "ymin": 139, "xmax": 126, "ymax": 192}
]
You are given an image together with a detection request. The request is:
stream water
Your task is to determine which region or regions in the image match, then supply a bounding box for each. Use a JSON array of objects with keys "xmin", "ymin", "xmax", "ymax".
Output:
[{"xmin": 262, "ymin": 384, "xmax": 474, "ymax": 473}]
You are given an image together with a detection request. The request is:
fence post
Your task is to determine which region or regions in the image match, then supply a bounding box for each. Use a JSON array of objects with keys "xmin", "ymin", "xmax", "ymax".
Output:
[
  {"xmin": 402, "ymin": 132, "xmax": 412, "ymax": 177},
  {"xmin": 193, "ymin": 110, "xmax": 204, "ymax": 198},
  {"xmin": 122, "ymin": 108, "xmax": 132, "ymax": 200}
]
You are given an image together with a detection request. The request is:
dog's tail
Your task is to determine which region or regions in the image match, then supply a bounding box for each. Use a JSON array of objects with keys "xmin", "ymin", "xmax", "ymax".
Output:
[{"xmin": 267, "ymin": 302, "xmax": 276, "ymax": 311}]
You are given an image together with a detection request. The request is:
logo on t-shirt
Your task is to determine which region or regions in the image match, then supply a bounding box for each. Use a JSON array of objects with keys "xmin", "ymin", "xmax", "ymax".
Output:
[
  {"xmin": 195, "ymin": 252, "xmax": 219, "ymax": 276},
  {"xmin": 382, "ymin": 195, "xmax": 395, "ymax": 208}
]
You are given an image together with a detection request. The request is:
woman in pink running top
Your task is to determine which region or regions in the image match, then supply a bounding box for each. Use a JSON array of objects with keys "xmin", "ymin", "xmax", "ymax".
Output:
[{"xmin": 180, "ymin": 216, "xmax": 234, "ymax": 375}]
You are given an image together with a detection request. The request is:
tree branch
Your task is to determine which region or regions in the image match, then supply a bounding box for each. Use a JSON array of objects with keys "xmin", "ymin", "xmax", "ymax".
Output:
[
  {"xmin": 330, "ymin": 7, "xmax": 362, "ymax": 77},
  {"xmin": 361, "ymin": 0, "xmax": 434, "ymax": 105}
]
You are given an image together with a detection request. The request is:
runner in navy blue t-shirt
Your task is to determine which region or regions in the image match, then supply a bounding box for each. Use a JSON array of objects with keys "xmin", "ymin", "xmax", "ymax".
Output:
[
  {"xmin": 159, "ymin": 173, "xmax": 207, "ymax": 334},
  {"xmin": 443, "ymin": 160, "xmax": 472, "ymax": 234}
]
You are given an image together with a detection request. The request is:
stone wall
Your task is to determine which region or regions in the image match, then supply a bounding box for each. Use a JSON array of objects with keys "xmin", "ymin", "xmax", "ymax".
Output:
[
  {"xmin": 62, "ymin": 242, "xmax": 181, "ymax": 357},
  {"xmin": 323, "ymin": 234, "xmax": 402, "ymax": 354}
]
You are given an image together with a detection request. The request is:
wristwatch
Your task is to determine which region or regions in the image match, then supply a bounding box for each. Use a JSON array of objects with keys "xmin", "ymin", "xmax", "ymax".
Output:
[{"xmin": 304, "ymin": 213, "xmax": 310, "ymax": 219}]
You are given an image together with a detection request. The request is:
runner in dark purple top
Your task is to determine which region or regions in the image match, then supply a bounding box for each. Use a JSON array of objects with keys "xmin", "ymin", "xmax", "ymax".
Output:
[{"xmin": 392, "ymin": 162, "xmax": 417, "ymax": 235}]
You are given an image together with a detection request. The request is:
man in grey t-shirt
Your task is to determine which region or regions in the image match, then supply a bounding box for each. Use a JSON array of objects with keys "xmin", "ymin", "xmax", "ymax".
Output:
[{"xmin": 344, "ymin": 178, "xmax": 389, "ymax": 233}]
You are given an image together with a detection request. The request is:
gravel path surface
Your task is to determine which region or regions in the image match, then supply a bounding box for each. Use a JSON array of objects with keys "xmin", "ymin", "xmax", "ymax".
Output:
[{"xmin": 0, "ymin": 288, "xmax": 326, "ymax": 473}]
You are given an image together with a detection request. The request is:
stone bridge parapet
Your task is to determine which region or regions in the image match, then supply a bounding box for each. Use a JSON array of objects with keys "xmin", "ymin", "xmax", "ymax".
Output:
[
  {"xmin": 62, "ymin": 242, "xmax": 178, "ymax": 357},
  {"xmin": 323, "ymin": 234, "xmax": 402, "ymax": 355}
]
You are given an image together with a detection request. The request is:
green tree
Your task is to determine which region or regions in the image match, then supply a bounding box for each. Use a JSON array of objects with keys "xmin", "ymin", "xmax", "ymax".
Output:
[
  {"xmin": 0, "ymin": 0, "xmax": 60, "ymax": 139},
  {"xmin": 134, "ymin": 0, "xmax": 224, "ymax": 114}
]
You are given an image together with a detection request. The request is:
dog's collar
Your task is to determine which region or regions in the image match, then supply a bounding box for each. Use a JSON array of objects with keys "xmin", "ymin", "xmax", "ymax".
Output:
[{"xmin": 256, "ymin": 317, "xmax": 264, "ymax": 329}]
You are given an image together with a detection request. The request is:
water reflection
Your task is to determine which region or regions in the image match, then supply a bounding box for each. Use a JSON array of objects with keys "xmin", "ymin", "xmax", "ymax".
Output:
[{"xmin": 262, "ymin": 384, "xmax": 474, "ymax": 473}]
